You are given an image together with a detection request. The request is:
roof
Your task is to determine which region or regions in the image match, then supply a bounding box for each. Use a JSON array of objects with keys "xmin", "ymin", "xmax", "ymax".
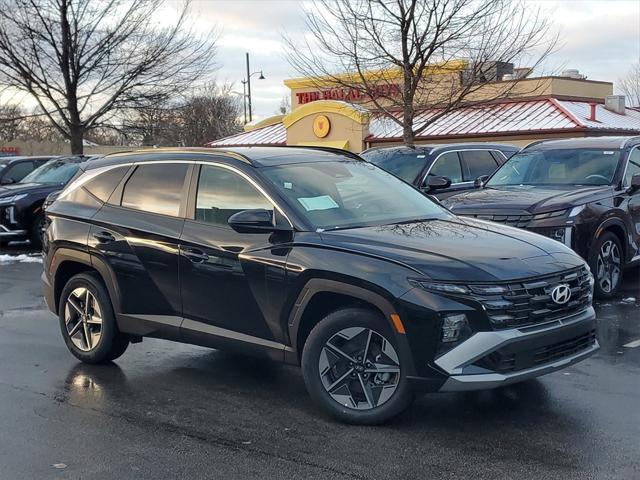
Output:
[
  {"xmin": 88, "ymin": 146, "xmax": 360, "ymax": 170},
  {"xmin": 363, "ymin": 142, "xmax": 519, "ymax": 155},
  {"xmin": 523, "ymin": 136, "xmax": 640, "ymax": 151},
  {"xmin": 206, "ymin": 98, "xmax": 640, "ymax": 147}
]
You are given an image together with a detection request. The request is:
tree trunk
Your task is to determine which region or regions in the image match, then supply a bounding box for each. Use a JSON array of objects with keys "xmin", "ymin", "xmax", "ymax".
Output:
[
  {"xmin": 69, "ymin": 126, "xmax": 84, "ymax": 155},
  {"xmin": 402, "ymin": 106, "xmax": 415, "ymax": 146}
]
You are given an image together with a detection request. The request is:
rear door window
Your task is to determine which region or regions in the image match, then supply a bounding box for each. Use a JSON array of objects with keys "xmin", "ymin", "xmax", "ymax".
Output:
[
  {"xmin": 121, "ymin": 163, "xmax": 188, "ymax": 217},
  {"xmin": 428, "ymin": 152, "xmax": 463, "ymax": 183},
  {"xmin": 460, "ymin": 150, "xmax": 500, "ymax": 181}
]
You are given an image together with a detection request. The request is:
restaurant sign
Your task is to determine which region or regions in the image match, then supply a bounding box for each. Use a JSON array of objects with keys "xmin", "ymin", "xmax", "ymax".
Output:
[{"xmin": 295, "ymin": 84, "xmax": 401, "ymax": 105}]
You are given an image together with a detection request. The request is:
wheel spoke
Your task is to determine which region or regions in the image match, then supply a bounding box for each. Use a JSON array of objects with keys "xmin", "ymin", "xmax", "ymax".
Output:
[
  {"xmin": 362, "ymin": 329, "xmax": 372, "ymax": 363},
  {"xmin": 84, "ymin": 290, "xmax": 90, "ymax": 316},
  {"xmin": 82, "ymin": 322, "xmax": 92, "ymax": 350},
  {"xmin": 67, "ymin": 320, "xmax": 83, "ymax": 337},
  {"xmin": 358, "ymin": 374, "xmax": 374, "ymax": 408},
  {"xmin": 326, "ymin": 368, "xmax": 354, "ymax": 393},
  {"xmin": 364, "ymin": 365, "xmax": 400, "ymax": 374},
  {"xmin": 325, "ymin": 342, "xmax": 357, "ymax": 363},
  {"xmin": 67, "ymin": 296, "xmax": 84, "ymax": 317}
]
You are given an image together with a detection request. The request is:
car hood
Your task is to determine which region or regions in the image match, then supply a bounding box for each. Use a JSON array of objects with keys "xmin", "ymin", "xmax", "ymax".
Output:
[
  {"xmin": 319, "ymin": 216, "xmax": 584, "ymax": 282},
  {"xmin": 0, "ymin": 182, "xmax": 61, "ymax": 198},
  {"xmin": 442, "ymin": 185, "xmax": 613, "ymax": 214}
]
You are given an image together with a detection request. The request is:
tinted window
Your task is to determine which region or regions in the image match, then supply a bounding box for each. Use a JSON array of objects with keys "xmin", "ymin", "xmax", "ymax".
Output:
[
  {"xmin": 488, "ymin": 149, "xmax": 621, "ymax": 186},
  {"xmin": 263, "ymin": 160, "xmax": 448, "ymax": 231},
  {"xmin": 363, "ymin": 150, "xmax": 428, "ymax": 183},
  {"xmin": 21, "ymin": 159, "xmax": 80, "ymax": 184},
  {"xmin": 624, "ymin": 148, "xmax": 640, "ymax": 186},
  {"xmin": 428, "ymin": 152, "xmax": 462, "ymax": 183},
  {"xmin": 461, "ymin": 150, "xmax": 499, "ymax": 181},
  {"xmin": 121, "ymin": 163, "xmax": 188, "ymax": 217},
  {"xmin": 4, "ymin": 161, "xmax": 34, "ymax": 182},
  {"xmin": 195, "ymin": 165, "xmax": 272, "ymax": 226},
  {"xmin": 84, "ymin": 166, "xmax": 129, "ymax": 202}
]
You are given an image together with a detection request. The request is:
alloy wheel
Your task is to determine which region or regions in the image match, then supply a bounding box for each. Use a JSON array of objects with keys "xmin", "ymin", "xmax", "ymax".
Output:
[
  {"xmin": 64, "ymin": 287, "xmax": 103, "ymax": 352},
  {"xmin": 319, "ymin": 327, "xmax": 400, "ymax": 410},
  {"xmin": 596, "ymin": 240, "xmax": 621, "ymax": 294}
]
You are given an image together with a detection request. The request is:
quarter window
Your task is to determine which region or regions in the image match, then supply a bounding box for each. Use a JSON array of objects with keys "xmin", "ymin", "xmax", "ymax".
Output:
[
  {"xmin": 84, "ymin": 166, "xmax": 129, "ymax": 202},
  {"xmin": 121, "ymin": 163, "xmax": 188, "ymax": 217},
  {"xmin": 624, "ymin": 148, "xmax": 640, "ymax": 186},
  {"xmin": 461, "ymin": 150, "xmax": 499, "ymax": 181},
  {"xmin": 428, "ymin": 152, "xmax": 463, "ymax": 183},
  {"xmin": 195, "ymin": 165, "xmax": 272, "ymax": 226}
]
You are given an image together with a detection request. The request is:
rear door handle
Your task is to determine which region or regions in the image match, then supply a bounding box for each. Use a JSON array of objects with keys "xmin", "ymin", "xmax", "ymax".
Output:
[
  {"xmin": 93, "ymin": 231, "xmax": 115, "ymax": 244},
  {"xmin": 183, "ymin": 248, "xmax": 209, "ymax": 263}
]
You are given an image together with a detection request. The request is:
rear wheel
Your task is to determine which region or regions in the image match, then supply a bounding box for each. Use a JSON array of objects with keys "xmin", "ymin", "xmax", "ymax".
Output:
[
  {"xmin": 59, "ymin": 272, "xmax": 129, "ymax": 363},
  {"xmin": 301, "ymin": 307, "xmax": 413, "ymax": 425},
  {"xmin": 29, "ymin": 213, "xmax": 46, "ymax": 250},
  {"xmin": 589, "ymin": 232, "xmax": 624, "ymax": 299}
]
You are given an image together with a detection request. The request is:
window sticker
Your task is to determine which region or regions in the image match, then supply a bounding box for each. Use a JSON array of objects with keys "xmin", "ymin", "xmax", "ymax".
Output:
[
  {"xmin": 297, "ymin": 195, "xmax": 339, "ymax": 211},
  {"xmin": 417, "ymin": 154, "xmax": 426, "ymax": 158},
  {"xmin": 284, "ymin": 182, "xmax": 293, "ymax": 189}
]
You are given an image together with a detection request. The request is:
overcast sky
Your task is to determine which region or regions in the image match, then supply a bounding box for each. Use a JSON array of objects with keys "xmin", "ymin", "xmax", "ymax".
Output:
[{"xmin": 184, "ymin": 0, "xmax": 640, "ymax": 120}]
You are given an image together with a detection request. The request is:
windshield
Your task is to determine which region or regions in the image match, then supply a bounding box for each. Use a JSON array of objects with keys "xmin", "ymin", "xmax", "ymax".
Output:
[
  {"xmin": 362, "ymin": 150, "xmax": 428, "ymax": 183},
  {"xmin": 487, "ymin": 149, "xmax": 621, "ymax": 187},
  {"xmin": 0, "ymin": 160, "xmax": 9, "ymax": 171},
  {"xmin": 262, "ymin": 160, "xmax": 449, "ymax": 231},
  {"xmin": 20, "ymin": 160, "xmax": 80, "ymax": 185}
]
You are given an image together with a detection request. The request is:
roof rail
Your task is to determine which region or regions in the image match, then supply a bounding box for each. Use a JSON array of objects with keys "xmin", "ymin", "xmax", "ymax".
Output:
[
  {"xmin": 520, "ymin": 139, "xmax": 548, "ymax": 150},
  {"xmin": 621, "ymin": 136, "xmax": 640, "ymax": 149},
  {"xmin": 289, "ymin": 145, "xmax": 364, "ymax": 161}
]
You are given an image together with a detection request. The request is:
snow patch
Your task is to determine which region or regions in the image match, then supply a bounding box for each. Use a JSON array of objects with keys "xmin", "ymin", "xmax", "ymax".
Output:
[
  {"xmin": 621, "ymin": 297, "xmax": 636, "ymax": 304},
  {"xmin": 0, "ymin": 254, "xmax": 43, "ymax": 264}
]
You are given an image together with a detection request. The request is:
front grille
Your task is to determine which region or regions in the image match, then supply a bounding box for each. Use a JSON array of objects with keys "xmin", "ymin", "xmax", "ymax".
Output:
[
  {"xmin": 469, "ymin": 213, "xmax": 533, "ymax": 228},
  {"xmin": 475, "ymin": 266, "xmax": 593, "ymax": 329},
  {"xmin": 474, "ymin": 329, "xmax": 596, "ymax": 373}
]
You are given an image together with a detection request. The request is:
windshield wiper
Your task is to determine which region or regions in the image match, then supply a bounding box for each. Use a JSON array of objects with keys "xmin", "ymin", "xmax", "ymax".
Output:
[{"xmin": 389, "ymin": 217, "xmax": 440, "ymax": 226}]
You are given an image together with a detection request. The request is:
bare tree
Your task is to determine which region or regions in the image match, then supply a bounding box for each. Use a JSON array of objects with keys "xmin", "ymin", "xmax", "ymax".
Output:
[
  {"xmin": 276, "ymin": 95, "xmax": 291, "ymax": 115},
  {"xmin": 0, "ymin": 105, "xmax": 64, "ymax": 142},
  {"xmin": 0, "ymin": 0, "xmax": 218, "ymax": 154},
  {"xmin": 123, "ymin": 83, "xmax": 242, "ymax": 146},
  {"xmin": 619, "ymin": 62, "xmax": 640, "ymax": 107},
  {"xmin": 285, "ymin": 0, "xmax": 556, "ymax": 145}
]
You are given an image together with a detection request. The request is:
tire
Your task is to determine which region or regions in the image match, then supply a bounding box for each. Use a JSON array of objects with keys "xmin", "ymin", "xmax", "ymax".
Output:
[
  {"xmin": 589, "ymin": 232, "xmax": 624, "ymax": 299},
  {"xmin": 29, "ymin": 213, "xmax": 45, "ymax": 250},
  {"xmin": 0, "ymin": 241, "xmax": 8, "ymax": 249},
  {"xmin": 58, "ymin": 272, "xmax": 129, "ymax": 363},
  {"xmin": 301, "ymin": 307, "xmax": 414, "ymax": 425}
]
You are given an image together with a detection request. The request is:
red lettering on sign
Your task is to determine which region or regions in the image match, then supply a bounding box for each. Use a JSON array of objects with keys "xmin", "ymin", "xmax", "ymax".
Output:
[{"xmin": 296, "ymin": 85, "xmax": 401, "ymax": 105}]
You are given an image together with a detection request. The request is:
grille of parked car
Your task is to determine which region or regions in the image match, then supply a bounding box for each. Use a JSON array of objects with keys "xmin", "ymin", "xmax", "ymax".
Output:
[
  {"xmin": 474, "ymin": 329, "xmax": 597, "ymax": 374},
  {"xmin": 468, "ymin": 213, "xmax": 534, "ymax": 228},
  {"xmin": 474, "ymin": 266, "xmax": 593, "ymax": 329}
]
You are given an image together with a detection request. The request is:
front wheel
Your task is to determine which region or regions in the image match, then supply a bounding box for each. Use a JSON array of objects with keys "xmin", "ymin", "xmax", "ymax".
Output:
[
  {"xmin": 29, "ymin": 213, "xmax": 46, "ymax": 250},
  {"xmin": 59, "ymin": 272, "xmax": 129, "ymax": 363},
  {"xmin": 301, "ymin": 308, "xmax": 414, "ymax": 425},
  {"xmin": 589, "ymin": 232, "xmax": 624, "ymax": 299}
]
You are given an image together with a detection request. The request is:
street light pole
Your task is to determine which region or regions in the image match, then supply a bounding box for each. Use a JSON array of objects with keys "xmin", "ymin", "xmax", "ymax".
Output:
[{"xmin": 246, "ymin": 52, "xmax": 253, "ymax": 123}]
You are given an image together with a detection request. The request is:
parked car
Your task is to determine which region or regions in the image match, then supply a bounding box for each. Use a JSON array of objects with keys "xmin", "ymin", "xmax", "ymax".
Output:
[
  {"xmin": 0, "ymin": 155, "xmax": 55, "ymax": 185},
  {"xmin": 361, "ymin": 143, "xmax": 518, "ymax": 198},
  {"xmin": 442, "ymin": 136, "xmax": 640, "ymax": 298},
  {"xmin": 43, "ymin": 147, "xmax": 597, "ymax": 424},
  {"xmin": 0, "ymin": 155, "xmax": 94, "ymax": 249}
]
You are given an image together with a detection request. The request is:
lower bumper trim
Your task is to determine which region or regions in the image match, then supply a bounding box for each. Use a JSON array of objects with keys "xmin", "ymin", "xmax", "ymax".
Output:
[{"xmin": 438, "ymin": 341, "xmax": 599, "ymax": 392}]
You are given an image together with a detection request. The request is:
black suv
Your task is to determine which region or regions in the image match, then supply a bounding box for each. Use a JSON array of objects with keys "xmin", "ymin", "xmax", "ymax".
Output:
[
  {"xmin": 0, "ymin": 156, "xmax": 92, "ymax": 248},
  {"xmin": 361, "ymin": 143, "xmax": 518, "ymax": 198},
  {"xmin": 43, "ymin": 147, "xmax": 598, "ymax": 424},
  {"xmin": 0, "ymin": 156, "xmax": 54, "ymax": 185},
  {"xmin": 443, "ymin": 137, "xmax": 640, "ymax": 299}
]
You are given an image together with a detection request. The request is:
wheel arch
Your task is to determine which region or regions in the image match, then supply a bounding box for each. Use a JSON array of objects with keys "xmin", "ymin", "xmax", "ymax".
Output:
[
  {"xmin": 595, "ymin": 217, "xmax": 629, "ymax": 262},
  {"xmin": 286, "ymin": 279, "xmax": 415, "ymax": 376}
]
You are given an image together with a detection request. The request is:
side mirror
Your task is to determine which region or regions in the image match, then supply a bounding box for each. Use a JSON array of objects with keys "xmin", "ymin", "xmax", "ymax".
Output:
[
  {"xmin": 0, "ymin": 177, "xmax": 15, "ymax": 185},
  {"xmin": 422, "ymin": 175, "xmax": 452, "ymax": 193},
  {"xmin": 629, "ymin": 173, "xmax": 640, "ymax": 193},
  {"xmin": 474, "ymin": 174, "xmax": 490, "ymax": 188},
  {"xmin": 228, "ymin": 209, "xmax": 291, "ymax": 234}
]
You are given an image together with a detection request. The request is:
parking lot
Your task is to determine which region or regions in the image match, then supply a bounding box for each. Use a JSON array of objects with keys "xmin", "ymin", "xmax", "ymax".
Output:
[{"xmin": 0, "ymin": 243, "xmax": 638, "ymax": 479}]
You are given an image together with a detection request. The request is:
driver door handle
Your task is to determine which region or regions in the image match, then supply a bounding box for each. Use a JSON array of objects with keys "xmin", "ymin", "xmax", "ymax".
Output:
[
  {"xmin": 93, "ymin": 231, "xmax": 115, "ymax": 244},
  {"xmin": 183, "ymin": 248, "xmax": 209, "ymax": 263}
]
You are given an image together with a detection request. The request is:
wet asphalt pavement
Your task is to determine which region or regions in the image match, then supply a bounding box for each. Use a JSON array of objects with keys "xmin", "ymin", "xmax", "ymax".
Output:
[{"xmin": 0, "ymin": 244, "xmax": 639, "ymax": 479}]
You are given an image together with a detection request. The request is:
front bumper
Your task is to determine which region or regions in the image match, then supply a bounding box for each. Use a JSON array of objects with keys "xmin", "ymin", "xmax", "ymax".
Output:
[{"xmin": 436, "ymin": 307, "xmax": 598, "ymax": 392}]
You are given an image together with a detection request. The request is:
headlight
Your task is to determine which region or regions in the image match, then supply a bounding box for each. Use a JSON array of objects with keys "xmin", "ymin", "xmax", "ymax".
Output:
[
  {"xmin": 532, "ymin": 209, "xmax": 568, "ymax": 220},
  {"xmin": 438, "ymin": 313, "xmax": 473, "ymax": 355},
  {"xmin": 0, "ymin": 194, "xmax": 27, "ymax": 205},
  {"xmin": 568, "ymin": 205, "xmax": 585, "ymax": 217},
  {"xmin": 415, "ymin": 281, "xmax": 470, "ymax": 295}
]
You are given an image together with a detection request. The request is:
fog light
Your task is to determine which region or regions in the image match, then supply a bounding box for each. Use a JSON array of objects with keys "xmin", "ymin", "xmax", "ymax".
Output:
[
  {"xmin": 441, "ymin": 313, "xmax": 468, "ymax": 343},
  {"xmin": 549, "ymin": 228, "xmax": 565, "ymax": 243}
]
